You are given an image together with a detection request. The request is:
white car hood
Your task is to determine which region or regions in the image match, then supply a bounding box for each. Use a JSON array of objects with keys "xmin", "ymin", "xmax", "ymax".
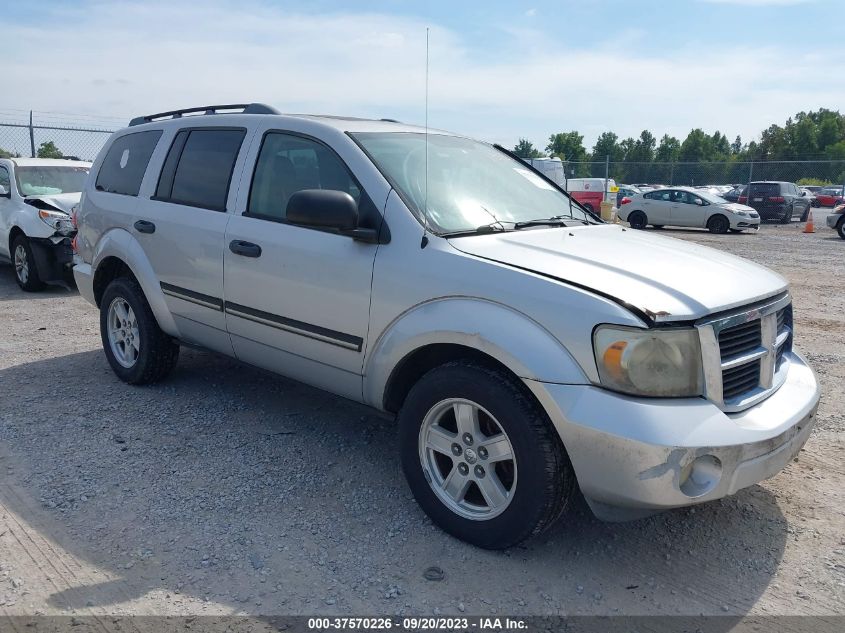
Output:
[
  {"xmin": 722, "ymin": 202, "xmax": 757, "ymax": 214},
  {"xmin": 23, "ymin": 192, "xmax": 80, "ymax": 214},
  {"xmin": 448, "ymin": 224, "xmax": 787, "ymax": 322}
]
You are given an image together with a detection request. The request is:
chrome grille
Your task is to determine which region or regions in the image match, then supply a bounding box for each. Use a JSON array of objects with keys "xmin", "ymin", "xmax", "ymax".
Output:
[
  {"xmin": 718, "ymin": 320, "xmax": 761, "ymax": 360},
  {"xmin": 697, "ymin": 293, "xmax": 793, "ymax": 412}
]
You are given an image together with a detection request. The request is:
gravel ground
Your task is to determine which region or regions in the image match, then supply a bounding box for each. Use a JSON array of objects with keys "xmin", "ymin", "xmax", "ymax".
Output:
[{"xmin": 0, "ymin": 221, "xmax": 843, "ymax": 618}]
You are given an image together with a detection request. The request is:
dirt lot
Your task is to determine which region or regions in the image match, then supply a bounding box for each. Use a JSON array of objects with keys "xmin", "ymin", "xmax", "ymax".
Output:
[{"xmin": 0, "ymin": 222, "xmax": 843, "ymax": 618}]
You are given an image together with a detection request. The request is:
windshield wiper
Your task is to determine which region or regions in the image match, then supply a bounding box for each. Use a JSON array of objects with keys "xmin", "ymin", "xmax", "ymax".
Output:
[
  {"xmin": 513, "ymin": 216, "xmax": 591, "ymax": 230},
  {"xmin": 440, "ymin": 221, "xmax": 515, "ymax": 238}
]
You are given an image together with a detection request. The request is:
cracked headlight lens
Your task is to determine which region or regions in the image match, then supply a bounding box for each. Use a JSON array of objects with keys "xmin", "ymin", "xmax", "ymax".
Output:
[{"xmin": 593, "ymin": 325, "xmax": 703, "ymax": 397}]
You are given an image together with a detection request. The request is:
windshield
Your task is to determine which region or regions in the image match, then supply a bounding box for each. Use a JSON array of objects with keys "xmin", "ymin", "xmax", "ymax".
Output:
[
  {"xmin": 353, "ymin": 133, "xmax": 595, "ymax": 234},
  {"xmin": 697, "ymin": 190, "xmax": 728, "ymax": 204},
  {"xmin": 15, "ymin": 166, "xmax": 89, "ymax": 196}
]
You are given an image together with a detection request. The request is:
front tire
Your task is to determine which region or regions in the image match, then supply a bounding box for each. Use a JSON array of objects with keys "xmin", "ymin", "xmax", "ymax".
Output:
[
  {"xmin": 837, "ymin": 217, "xmax": 845, "ymax": 240},
  {"xmin": 779, "ymin": 208, "xmax": 791, "ymax": 224},
  {"xmin": 707, "ymin": 214, "xmax": 730, "ymax": 234},
  {"xmin": 100, "ymin": 276, "xmax": 179, "ymax": 384},
  {"xmin": 12, "ymin": 235, "xmax": 45, "ymax": 292},
  {"xmin": 627, "ymin": 211, "xmax": 647, "ymax": 230},
  {"xmin": 399, "ymin": 362, "xmax": 574, "ymax": 549}
]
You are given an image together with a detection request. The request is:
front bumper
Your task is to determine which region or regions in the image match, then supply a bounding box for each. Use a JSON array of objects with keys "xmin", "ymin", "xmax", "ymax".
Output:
[
  {"xmin": 29, "ymin": 237, "xmax": 74, "ymax": 284},
  {"xmin": 527, "ymin": 350, "xmax": 819, "ymax": 521},
  {"xmin": 729, "ymin": 215, "xmax": 760, "ymax": 230}
]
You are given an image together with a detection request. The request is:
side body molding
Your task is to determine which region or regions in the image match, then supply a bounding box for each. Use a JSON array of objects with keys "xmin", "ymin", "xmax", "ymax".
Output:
[
  {"xmin": 90, "ymin": 228, "xmax": 179, "ymax": 337},
  {"xmin": 363, "ymin": 297, "xmax": 589, "ymax": 410}
]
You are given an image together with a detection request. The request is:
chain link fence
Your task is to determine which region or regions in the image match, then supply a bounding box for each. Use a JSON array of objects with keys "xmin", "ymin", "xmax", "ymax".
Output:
[
  {"xmin": 561, "ymin": 159, "xmax": 845, "ymax": 189},
  {"xmin": 0, "ymin": 113, "xmax": 116, "ymax": 162}
]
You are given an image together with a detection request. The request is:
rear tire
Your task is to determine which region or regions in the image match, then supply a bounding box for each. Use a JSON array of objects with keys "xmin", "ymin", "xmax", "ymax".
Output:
[
  {"xmin": 12, "ymin": 235, "xmax": 45, "ymax": 292},
  {"xmin": 627, "ymin": 211, "xmax": 647, "ymax": 230},
  {"xmin": 779, "ymin": 208, "xmax": 791, "ymax": 224},
  {"xmin": 100, "ymin": 276, "xmax": 179, "ymax": 384},
  {"xmin": 398, "ymin": 362, "xmax": 574, "ymax": 549},
  {"xmin": 707, "ymin": 214, "xmax": 730, "ymax": 234},
  {"xmin": 837, "ymin": 217, "xmax": 845, "ymax": 240}
]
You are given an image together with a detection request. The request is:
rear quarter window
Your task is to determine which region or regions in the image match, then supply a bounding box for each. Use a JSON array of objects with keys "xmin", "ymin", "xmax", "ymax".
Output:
[{"xmin": 95, "ymin": 130, "xmax": 162, "ymax": 196}]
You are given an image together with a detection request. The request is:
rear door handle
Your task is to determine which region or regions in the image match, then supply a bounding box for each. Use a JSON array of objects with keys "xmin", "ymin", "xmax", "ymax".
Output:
[
  {"xmin": 229, "ymin": 240, "xmax": 262, "ymax": 258},
  {"xmin": 133, "ymin": 220, "xmax": 156, "ymax": 234}
]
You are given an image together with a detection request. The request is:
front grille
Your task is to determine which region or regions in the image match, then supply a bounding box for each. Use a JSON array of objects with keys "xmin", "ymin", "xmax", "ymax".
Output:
[
  {"xmin": 702, "ymin": 294, "xmax": 793, "ymax": 411},
  {"xmin": 722, "ymin": 359, "xmax": 761, "ymax": 400},
  {"xmin": 718, "ymin": 320, "xmax": 761, "ymax": 360}
]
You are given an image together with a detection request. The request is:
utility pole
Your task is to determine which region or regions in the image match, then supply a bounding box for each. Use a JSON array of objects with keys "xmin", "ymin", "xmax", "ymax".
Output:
[{"xmin": 28, "ymin": 111, "xmax": 36, "ymax": 158}]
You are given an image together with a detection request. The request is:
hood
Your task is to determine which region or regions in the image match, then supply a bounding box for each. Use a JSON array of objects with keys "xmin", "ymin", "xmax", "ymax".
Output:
[
  {"xmin": 23, "ymin": 192, "xmax": 80, "ymax": 214},
  {"xmin": 448, "ymin": 224, "xmax": 787, "ymax": 322},
  {"xmin": 722, "ymin": 202, "xmax": 757, "ymax": 214}
]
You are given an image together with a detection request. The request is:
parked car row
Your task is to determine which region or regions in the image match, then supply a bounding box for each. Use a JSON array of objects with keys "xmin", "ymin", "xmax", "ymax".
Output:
[{"xmin": 618, "ymin": 187, "xmax": 760, "ymax": 233}]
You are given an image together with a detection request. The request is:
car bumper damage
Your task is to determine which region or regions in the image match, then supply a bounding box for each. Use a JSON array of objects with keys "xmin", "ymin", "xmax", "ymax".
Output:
[
  {"xmin": 29, "ymin": 236, "xmax": 75, "ymax": 284},
  {"xmin": 527, "ymin": 350, "xmax": 819, "ymax": 521}
]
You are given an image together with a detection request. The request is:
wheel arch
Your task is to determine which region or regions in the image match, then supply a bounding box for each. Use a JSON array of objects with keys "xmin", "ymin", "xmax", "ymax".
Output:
[
  {"xmin": 8, "ymin": 225, "xmax": 25, "ymax": 255},
  {"xmin": 89, "ymin": 228, "xmax": 179, "ymax": 336},
  {"xmin": 365, "ymin": 297, "xmax": 588, "ymax": 413}
]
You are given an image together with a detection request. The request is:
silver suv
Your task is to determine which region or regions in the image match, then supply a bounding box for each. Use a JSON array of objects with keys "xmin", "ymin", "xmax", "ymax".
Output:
[{"xmin": 74, "ymin": 104, "xmax": 820, "ymax": 549}]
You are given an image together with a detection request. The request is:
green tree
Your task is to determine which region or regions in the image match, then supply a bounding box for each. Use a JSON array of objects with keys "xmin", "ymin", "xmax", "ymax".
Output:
[
  {"xmin": 0, "ymin": 147, "xmax": 16, "ymax": 158},
  {"xmin": 37, "ymin": 141, "xmax": 64, "ymax": 159},
  {"xmin": 655, "ymin": 135, "xmax": 681, "ymax": 162},
  {"xmin": 512, "ymin": 138, "xmax": 543, "ymax": 159},
  {"xmin": 592, "ymin": 131, "xmax": 622, "ymax": 162},
  {"xmin": 546, "ymin": 131, "xmax": 586, "ymax": 162},
  {"xmin": 730, "ymin": 135, "xmax": 743, "ymax": 155}
]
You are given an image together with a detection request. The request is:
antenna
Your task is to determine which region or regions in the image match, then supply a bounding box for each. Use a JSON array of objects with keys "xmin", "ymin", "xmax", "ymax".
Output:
[{"xmin": 421, "ymin": 27, "xmax": 431, "ymax": 249}]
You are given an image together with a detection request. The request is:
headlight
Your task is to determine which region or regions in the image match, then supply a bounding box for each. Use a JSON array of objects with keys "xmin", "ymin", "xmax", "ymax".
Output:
[
  {"xmin": 733, "ymin": 210, "xmax": 748, "ymax": 217},
  {"xmin": 38, "ymin": 209, "xmax": 74, "ymax": 235},
  {"xmin": 593, "ymin": 325, "xmax": 703, "ymax": 397}
]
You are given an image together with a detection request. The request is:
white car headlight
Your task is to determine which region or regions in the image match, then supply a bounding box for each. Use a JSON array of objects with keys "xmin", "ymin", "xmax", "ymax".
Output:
[
  {"xmin": 593, "ymin": 325, "xmax": 703, "ymax": 397},
  {"xmin": 733, "ymin": 210, "xmax": 749, "ymax": 217},
  {"xmin": 38, "ymin": 209, "xmax": 74, "ymax": 235}
]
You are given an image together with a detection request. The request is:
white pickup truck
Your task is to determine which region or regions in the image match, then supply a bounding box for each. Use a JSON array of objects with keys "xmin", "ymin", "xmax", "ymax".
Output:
[{"xmin": 0, "ymin": 158, "xmax": 90, "ymax": 290}]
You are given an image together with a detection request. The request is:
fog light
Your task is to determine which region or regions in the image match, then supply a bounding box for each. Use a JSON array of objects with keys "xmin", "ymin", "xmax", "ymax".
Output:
[{"xmin": 679, "ymin": 455, "xmax": 722, "ymax": 498}]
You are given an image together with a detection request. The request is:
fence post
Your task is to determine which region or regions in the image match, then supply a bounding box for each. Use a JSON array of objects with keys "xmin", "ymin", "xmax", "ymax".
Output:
[
  {"xmin": 670, "ymin": 162, "xmax": 674, "ymax": 185},
  {"xmin": 28, "ymin": 111, "xmax": 36, "ymax": 158},
  {"xmin": 747, "ymin": 161, "xmax": 754, "ymax": 200},
  {"xmin": 604, "ymin": 155, "xmax": 609, "ymax": 202}
]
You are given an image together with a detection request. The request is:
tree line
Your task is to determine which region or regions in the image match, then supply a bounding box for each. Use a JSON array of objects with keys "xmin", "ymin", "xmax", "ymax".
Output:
[{"xmin": 513, "ymin": 109, "xmax": 845, "ymax": 185}]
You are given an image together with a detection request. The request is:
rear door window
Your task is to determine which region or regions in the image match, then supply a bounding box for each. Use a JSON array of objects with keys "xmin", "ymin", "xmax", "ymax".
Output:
[
  {"xmin": 95, "ymin": 130, "xmax": 162, "ymax": 196},
  {"xmin": 155, "ymin": 128, "xmax": 246, "ymax": 211},
  {"xmin": 0, "ymin": 166, "xmax": 10, "ymax": 191}
]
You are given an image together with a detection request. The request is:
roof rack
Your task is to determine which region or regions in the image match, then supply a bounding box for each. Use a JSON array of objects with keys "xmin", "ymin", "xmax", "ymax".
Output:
[{"xmin": 128, "ymin": 103, "xmax": 280, "ymax": 127}]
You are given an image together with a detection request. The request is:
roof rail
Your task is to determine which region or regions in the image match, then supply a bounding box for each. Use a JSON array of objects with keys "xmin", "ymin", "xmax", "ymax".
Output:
[{"xmin": 128, "ymin": 103, "xmax": 280, "ymax": 127}]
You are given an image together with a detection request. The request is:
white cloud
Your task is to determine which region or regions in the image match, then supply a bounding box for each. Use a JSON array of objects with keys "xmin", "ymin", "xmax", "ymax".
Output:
[
  {"xmin": 525, "ymin": 8, "xmax": 537, "ymax": 17},
  {"xmin": 2, "ymin": 0, "xmax": 842, "ymax": 153}
]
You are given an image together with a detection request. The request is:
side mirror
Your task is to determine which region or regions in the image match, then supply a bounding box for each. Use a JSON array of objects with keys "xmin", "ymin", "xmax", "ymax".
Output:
[
  {"xmin": 801, "ymin": 190, "xmax": 807, "ymax": 196},
  {"xmin": 286, "ymin": 189, "xmax": 379, "ymax": 243},
  {"xmin": 0, "ymin": 185, "xmax": 9, "ymax": 197}
]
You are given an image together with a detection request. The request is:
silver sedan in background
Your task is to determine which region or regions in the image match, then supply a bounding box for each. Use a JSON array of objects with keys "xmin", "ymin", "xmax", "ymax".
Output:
[{"xmin": 619, "ymin": 187, "xmax": 760, "ymax": 233}]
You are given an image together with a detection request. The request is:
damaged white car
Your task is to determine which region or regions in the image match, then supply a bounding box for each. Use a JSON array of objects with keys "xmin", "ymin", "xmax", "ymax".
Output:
[{"xmin": 0, "ymin": 158, "xmax": 90, "ymax": 290}]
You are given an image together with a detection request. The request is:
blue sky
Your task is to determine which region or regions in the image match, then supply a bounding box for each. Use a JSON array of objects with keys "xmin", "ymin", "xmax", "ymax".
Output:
[{"xmin": 2, "ymin": 0, "xmax": 842, "ymax": 152}]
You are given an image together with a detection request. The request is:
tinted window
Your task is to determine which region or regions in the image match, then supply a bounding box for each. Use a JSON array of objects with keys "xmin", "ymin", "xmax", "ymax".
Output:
[
  {"xmin": 672, "ymin": 190, "xmax": 691, "ymax": 204},
  {"xmin": 0, "ymin": 166, "xmax": 9, "ymax": 190},
  {"xmin": 248, "ymin": 132, "xmax": 361, "ymax": 221},
  {"xmin": 96, "ymin": 131, "xmax": 162, "ymax": 196},
  {"xmin": 156, "ymin": 128, "xmax": 246, "ymax": 211},
  {"xmin": 749, "ymin": 183, "xmax": 779, "ymax": 197}
]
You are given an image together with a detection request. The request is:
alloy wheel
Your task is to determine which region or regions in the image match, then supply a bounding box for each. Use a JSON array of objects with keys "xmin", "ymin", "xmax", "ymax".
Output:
[
  {"xmin": 13, "ymin": 244, "xmax": 28, "ymax": 285},
  {"xmin": 418, "ymin": 398, "xmax": 517, "ymax": 520},
  {"xmin": 107, "ymin": 297, "xmax": 140, "ymax": 368}
]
